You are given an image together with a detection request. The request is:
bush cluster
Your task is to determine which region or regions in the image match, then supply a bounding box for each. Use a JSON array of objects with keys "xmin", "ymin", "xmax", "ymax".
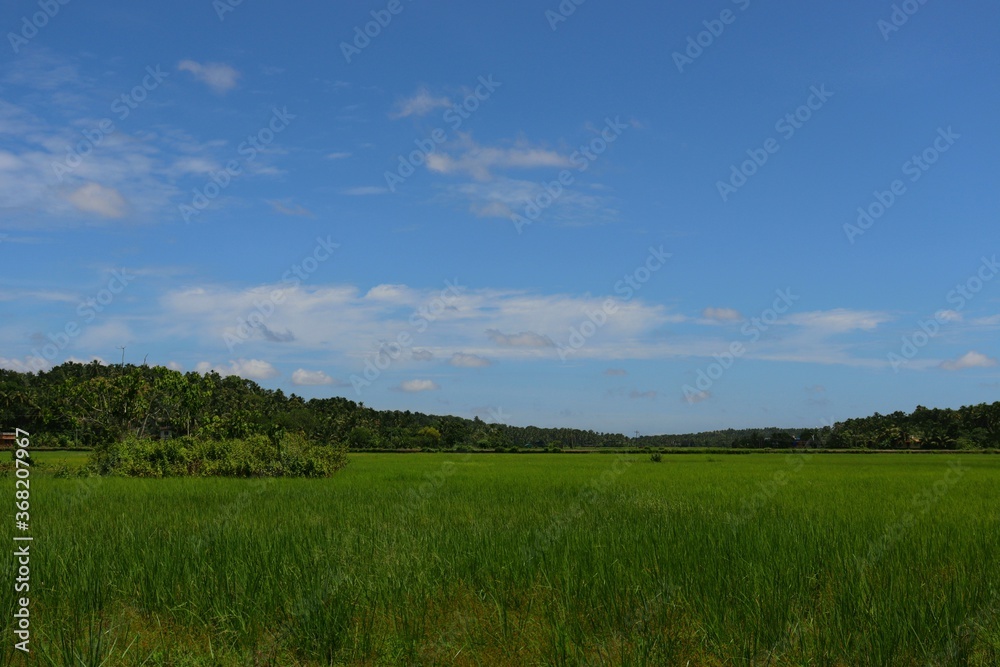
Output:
[{"xmin": 89, "ymin": 432, "xmax": 347, "ymax": 478}]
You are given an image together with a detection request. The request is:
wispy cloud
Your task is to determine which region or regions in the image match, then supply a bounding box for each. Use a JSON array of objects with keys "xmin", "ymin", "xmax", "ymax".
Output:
[
  {"xmin": 441, "ymin": 177, "xmax": 618, "ymax": 226},
  {"xmin": 45, "ymin": 283, "xmax": 904, "ymax": 376},
  {"xmin": 66, "ymin": 183, "xmax": 128, "ymax": 218},
  {"xmin": 427, "ymin": 136, "xmax": 570, "ymax": 181},
  {"xmin": 0, "ymin": 356, "xmax": 49, "ymax": 373},
  {"xmin": 784, "ymin": 309, "xmax": 892, "ymax": 333},
  {"xmin": 0, "ymin": 288, "xmax": 77, "ymax": 303},
  {"xmin": 178, "ymin": 60, "xmax": 240, "ymax": 94},
  {"xmin": 291, "ymin": 368, "xmax": 337, "ymax": 386},
  {"xmin": 702, "ymin": 307, "xmax": 742, "ymax": 322},
  {"xmin": 397, "ymin": 379, "xmax": 440, "ymax": 392},
  {"xmin": 195, "ymin": 358, "xmax": 279, "ymax": 380},
  {"xmin": 390, "ymin": 86, "xmax": 452, "ymax": 119},
  {"xmin": 940, "ymin": 351, "xmax": 997, "ymax": 371},
  {"xmin": 935, "ymin": 309, "xmax": 963, "ymax": 323},
  {"xmin": 267, "ymin": 200, "xmax": 315, "ymax": 217},
  {"xmin": 450, "ymin": 352, "xmax": 492, "ymax": 368},
  {"xmin": 486, "ymin": 329, "xmax": 554, "ymax": 347},
  {"xmin": 684, "ymin": 390, "xmax": 711, "ymax": 404},
  {"xmin": 0, "ymin": 68, "xmax": 186, "ymax": 228}
]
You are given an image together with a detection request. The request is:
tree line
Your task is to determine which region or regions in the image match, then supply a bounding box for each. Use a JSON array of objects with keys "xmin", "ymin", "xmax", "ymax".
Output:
[{"xmin": 1, "ymin": 361, "xmax": 998, "ymax": 451}]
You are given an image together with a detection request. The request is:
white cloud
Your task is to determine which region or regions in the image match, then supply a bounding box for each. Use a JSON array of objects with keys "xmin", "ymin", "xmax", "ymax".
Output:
[
  {"xmin": 364, "ymin": 284, "xmax": 416, "ymax": 303},
  {"xmin": 683, "ymin": 390, "xmax": 711, "ymax": 404},
  {"xmin": 291, "ymin": 368, "xmax": 334, "ymax": 386},
  {"xmin": 178, "ymin": 60, "xmax": 241, "ymax": 94},
  {"xmin": 0, "ymin": 288, "xmax": 76, "ymax": 303},
  {"xmin": 66, "ymin": 183, "xmax": 128, "ymax": 218},
  {"xmin": 0, "ymin": 355, "xmax": 49, "ymax": 373},
  {"xmin": 74, "ymin": 320, "xmax": 134, "ymax": 353},
  {"xmin": 940, "ymin": 351, "xmax": 997, "ymax": 371},
  {"xmin": 784, "ymin": 309, "xmax": 891, "ymax": 332},
  {"xmin": 0, "ymin": 96, "xmax": 177, "ymax": 228},
  {"xmin": 486, "ymin": 329, "xmax": 554, "ymax": 347},
  {"xmin": 160, "ymin": 281, "xmax": 676, "ymax": 366},
  {"xmin": 427, "ymin": 137, "xmax": 571, "ymax": 181},
  {"xmin": 935, "ymin": 309, "xmax": 963, "ymax": 323},
  {"xmin": 702, "ymin": 307, "xmax": 742, "ymax": 322},
  {"xmin": 450, "ymin": 352, "xmax": 492, "ymax": 368},
  {"xmin": 151, "ymin": 279, "xmax": 904, "ymax": 370},
  {"xmin": 0, "ymin": 151, "xmax": 22, "ymax": 170},
  {"xmin": 441, "ymin": 177, "xmax": 618, "ymax": 226},
  {"xmin": 172, "ymin": 157, "xmax": 219, "ymax": 175},
  {"xmin": 195, "ymin": 358, "xmax": 279, "ymax": 380},
  {"xmin": 604, "ymin": 368, "xmax": 627, "ymax": 376},
  {"xmin": 398, "ymin": 379, "xmax": 440, "ymax": 392},
  {"xmin": 267, "ymin": 200, "xmax": 314, "ymax": 217},
  {"xmin": 65, "ymin": 355, "xmax": 107, "ymax": 365},
  {"xmin": 390, "ymin": 87, "xmax": 452, "ymax": 119},
  {"xmin": 972, "ymin": 315, "xmax": 1000, "ymax": 326},
  {"xmin": 326, "ymin": 152, "xmax": 352, "ymax": 160}
]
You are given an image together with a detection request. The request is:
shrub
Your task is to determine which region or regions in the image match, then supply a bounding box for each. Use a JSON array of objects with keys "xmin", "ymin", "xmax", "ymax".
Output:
[
  {"xmin": 89, "ymin": 433, "xmax": 347, "ymax": 478},
  {"xmin": 650, "ymin": 453, "xmax": 663, "ymax": 463},
  {"xmin": 31, "ymin": 432, "xmax": 78, "ymax": 448}
]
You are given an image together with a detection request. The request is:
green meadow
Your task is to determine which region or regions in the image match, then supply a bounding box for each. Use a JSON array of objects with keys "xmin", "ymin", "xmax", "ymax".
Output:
[{"xmin": 3, "ymin": 452, "xmax": 999, "ymax": 666}]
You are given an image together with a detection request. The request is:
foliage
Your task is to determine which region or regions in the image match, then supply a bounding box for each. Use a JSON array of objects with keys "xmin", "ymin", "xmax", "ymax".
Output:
[
  {"xmin": 823, "ymin": 404, "xmax": 1000, "ymax": 450},
  {"xmin": 2, "ymin": 362, "xmax": 1000, "ymax": 452},
  {"xmin": 90, "ymin": 432, "xmax": 347, "ymax": 478}
]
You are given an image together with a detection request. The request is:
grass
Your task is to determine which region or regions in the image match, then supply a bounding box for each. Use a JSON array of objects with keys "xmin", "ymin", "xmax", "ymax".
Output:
[
  {"xmin": 2, "ymin": 452, "xmax": 999, "ymax": 666},
  {"xmin": 13, "ymin": 450, "xmax": 90, "ymax": 468}
]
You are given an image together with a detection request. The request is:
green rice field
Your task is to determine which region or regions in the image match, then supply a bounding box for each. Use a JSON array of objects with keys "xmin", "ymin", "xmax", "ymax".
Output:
[{"xmin": 3, "ymin": 452, "xmax": 999, "ymax": 666}]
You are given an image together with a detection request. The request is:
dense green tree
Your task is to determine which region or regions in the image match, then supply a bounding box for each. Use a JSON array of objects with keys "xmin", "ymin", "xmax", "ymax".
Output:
[{"xmin": 1, "ymin": 362, "xmax": 998, "ymax": 452}]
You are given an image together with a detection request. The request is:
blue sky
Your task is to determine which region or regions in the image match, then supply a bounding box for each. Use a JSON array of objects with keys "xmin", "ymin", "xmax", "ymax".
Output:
[{"xmin": 1, "ymin": 0, "xmax": 998, "ymax": 434}]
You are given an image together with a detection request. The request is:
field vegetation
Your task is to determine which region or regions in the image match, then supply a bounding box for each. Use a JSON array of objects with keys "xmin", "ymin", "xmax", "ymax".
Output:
[{"xmin": 2, "ymin": 453, "xmax": 998, "ymax": 666}]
